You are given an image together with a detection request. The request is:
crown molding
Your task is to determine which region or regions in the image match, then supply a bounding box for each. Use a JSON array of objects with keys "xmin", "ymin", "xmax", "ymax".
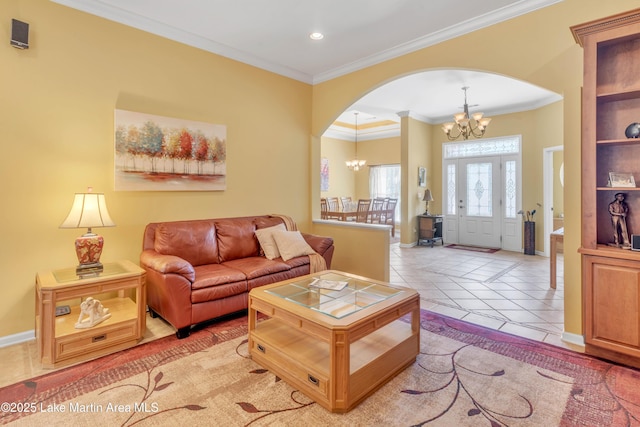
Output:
[
  {"xmin": 51, "ymin": 0, "xmax": 315, "ymax": 83},
  {"xmin": 312, "ymin": 0, "xmax": 563, "ymax": 83},
  {"xmin": 52, "ymin": 0, "xmax": 562, "ymax": 85}
]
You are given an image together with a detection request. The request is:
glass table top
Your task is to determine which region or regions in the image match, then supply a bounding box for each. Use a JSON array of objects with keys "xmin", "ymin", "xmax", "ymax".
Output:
[
  {"xmin": 52, "ymin": 262, "xmax": 127, "ymax": 283},
  {"xmin": 265, "ymin": 272, "xmax": 402, "ymax": 319}
]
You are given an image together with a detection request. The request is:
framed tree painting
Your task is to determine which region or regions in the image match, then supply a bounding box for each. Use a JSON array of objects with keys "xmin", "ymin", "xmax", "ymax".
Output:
[{"xmin": 114, "ymin": 109, "xmax": 227, "ymax": 191}]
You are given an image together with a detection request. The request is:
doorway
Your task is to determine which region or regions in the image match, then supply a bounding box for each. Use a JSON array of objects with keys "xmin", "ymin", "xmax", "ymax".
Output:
[
  {"xmin": 543, "ymin": 145, "xmax": 564, "ymax": 255},
  {"xmin": 457, "ymin": 157, "xmax": 502, "ymax": 247},
  {"xmin": 442, "ymin": 136, "xmax": 522, "ymax": 250}
]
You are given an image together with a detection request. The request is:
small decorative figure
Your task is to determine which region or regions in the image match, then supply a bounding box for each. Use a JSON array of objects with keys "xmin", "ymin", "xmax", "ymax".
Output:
[
  {"xmin": 608, "ymin": 192, "xmax": 631, "ymax": 249},
  {"xmin": 75, "ymin": 297, "xmax": 111, "ymax": 329}
]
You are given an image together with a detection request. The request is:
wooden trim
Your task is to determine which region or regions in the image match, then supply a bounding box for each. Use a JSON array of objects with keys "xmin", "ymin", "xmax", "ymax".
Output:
[{"xmin": 571, "ymin": 8, "xmax": 640, "ymax": 46}]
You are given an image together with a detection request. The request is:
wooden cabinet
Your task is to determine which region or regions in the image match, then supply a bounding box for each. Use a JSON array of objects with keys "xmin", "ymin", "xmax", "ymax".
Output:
[
  {"xmin": 36, "ymin": 260, "xmax": 146, "ymax": 368},
  {"xmin": 418, "ymin": 215, "xmax": 443, "ymax": 247},
  {"xmin": 572, "ymin": 8, "xmax": 640, "ymax": 367}
]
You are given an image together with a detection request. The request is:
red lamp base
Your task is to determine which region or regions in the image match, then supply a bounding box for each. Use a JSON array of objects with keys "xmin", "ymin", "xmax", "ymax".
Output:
[{"xmin": 75, "ymin": 233, "xmax": 104, "ymax": 274}]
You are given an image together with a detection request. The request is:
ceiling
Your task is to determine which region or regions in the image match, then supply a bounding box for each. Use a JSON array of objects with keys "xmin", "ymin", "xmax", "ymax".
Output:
[{"xmin": 52, "ymin": 0, "xmax": 564, "ymax": 138}]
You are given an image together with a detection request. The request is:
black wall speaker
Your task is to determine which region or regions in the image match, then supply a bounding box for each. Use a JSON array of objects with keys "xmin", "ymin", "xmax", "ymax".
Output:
[
  {"xmin": 632, "ymin": 234, "xmax": 640, "ymax": 251},
  {"xmin": 11, "ymin": 19, "xmax": 29, "ymax": 49}
]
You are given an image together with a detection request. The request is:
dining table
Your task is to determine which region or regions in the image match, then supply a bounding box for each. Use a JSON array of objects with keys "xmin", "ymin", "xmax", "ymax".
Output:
[{"xmin": 325, "ymin": 207, "xmax": 358, "ymax": 221}]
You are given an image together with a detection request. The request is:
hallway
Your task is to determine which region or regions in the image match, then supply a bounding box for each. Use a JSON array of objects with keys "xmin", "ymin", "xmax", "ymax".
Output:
[{"xmin": 389, "ymin": 242, "xmax": 568, "ymax": 347}]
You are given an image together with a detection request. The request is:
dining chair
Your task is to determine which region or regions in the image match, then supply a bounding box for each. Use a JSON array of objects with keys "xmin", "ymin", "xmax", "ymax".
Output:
[
  {"xmin": 327, "ymin": 197, "xmax": 339, "ymax": 211},
  {"xmin": 369, "ymin": 198, "xmax": 386, "ymax": 223},
  {"xmin": 382, "ymin": 198, "xmax": 397, "ymax": 236},
  {"xmin": 340, "ymin": 196, "xmax": 352, "ymax": 210},
  {"xmin": 356, "ymin": 199, "xmax": 371, "ymax": 223},
  {"xmin": 325, "ymin": 197, "xmax": 343, "ymax": 220},
  {"xmin": 320, "ymin": 198, "xmax": 328, "ymax": 220}
]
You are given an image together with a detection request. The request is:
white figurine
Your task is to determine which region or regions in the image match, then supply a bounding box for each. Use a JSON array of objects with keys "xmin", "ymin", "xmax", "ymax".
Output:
[{"xmin": 75, "ymin": 297, "xmax": 111, "ymax": 329}]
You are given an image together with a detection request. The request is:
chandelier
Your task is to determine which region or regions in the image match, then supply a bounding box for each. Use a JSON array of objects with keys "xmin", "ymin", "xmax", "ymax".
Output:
[
  {"xmin": 346, "ymin": 112, "xmax": 366, "ymax": 171},
  {"xmin": 442, "ymin": 87, "xmax": 492, "ymax": 140}
]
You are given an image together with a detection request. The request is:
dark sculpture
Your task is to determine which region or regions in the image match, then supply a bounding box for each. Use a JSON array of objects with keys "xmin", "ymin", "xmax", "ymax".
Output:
[{"xmin": 609, "ymin": 192, "xmax": 631, "ymax": 248}]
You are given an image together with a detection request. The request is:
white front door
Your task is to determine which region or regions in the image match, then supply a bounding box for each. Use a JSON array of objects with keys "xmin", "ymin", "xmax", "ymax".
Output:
[{"xmin": 458, "ymin": 157, "xmax": 502, "ymax": 247}]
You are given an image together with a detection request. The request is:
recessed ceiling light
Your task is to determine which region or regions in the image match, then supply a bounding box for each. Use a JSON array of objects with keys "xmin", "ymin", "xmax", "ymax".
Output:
[{"xmin": 309, "ymin": 32, "xmax": 324, "ymax": 40}]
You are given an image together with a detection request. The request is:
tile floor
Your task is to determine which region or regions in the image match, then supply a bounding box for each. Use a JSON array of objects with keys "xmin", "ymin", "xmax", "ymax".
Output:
[
  {"xmin": 389, "ymin": 241, "xmax": 569, "ymax": 347},
  {"xmin": 0, "ymin": 242, "xmax": 574, "ymax": 388}
]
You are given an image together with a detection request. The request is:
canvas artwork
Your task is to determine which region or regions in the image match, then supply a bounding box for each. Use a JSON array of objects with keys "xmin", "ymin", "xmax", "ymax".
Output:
[
  {"xmin": 321, "ymin": 157, "xmax": 329, "ymax": 191},
  {"xmin": 418, "ymin": 166, "xmax": 426, "ymax": 187},
  {"xmin": 114, "ymin": 109, "xmax": 227, "ymax": 191}
]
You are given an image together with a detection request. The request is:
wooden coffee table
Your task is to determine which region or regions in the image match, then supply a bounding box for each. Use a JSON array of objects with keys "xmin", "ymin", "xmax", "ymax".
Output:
[{"xmin": 248, "ymin": 270, "xmax": 420, "ymax": 413}]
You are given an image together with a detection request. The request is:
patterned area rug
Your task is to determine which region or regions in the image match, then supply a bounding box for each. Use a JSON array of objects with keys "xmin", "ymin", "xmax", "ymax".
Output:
[
  {"xmin": 2, "ymin": 311, "xmax": 640, "ymax": 426},
  {"xmin": 446, "ymin": 244, "xmax": 500, "ymax": 253}
]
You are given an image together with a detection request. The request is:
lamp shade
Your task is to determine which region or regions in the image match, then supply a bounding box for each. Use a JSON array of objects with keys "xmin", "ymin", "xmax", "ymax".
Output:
[
  {"xmin": 60, "ymin": 192, "xmax": 115, "ymax": 229},
  {"xmin": 423, "ymin": 189, "xmax": 434, "ymax": 202}
]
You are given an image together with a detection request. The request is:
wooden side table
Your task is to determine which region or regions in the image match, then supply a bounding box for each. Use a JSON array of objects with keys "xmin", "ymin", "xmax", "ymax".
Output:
[
  {"xmin": 418, "ymin": 214, "xmax": 443, "ymax": 247},
  {"xmin": 36, "ymin": 260, "xmax": 146, "ymax": 368},
  {"xmin": 550, "ymin": 228, "xmax": 564, "ymax": 289}
]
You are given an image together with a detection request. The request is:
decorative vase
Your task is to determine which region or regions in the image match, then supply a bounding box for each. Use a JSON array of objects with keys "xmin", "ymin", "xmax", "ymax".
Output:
[{"xmin": 524, "ymin": 221, "xmax": 535, "ymax": 255}]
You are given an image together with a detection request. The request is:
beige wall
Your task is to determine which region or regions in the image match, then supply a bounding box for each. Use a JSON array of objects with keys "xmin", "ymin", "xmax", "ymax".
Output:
[
  {"xmin": 320, "ymin": 136, "xmax": 355, "ymax": 199},
  {"xmin": 354, "ymin": 137, "xmax": 401, "ymax": 200},
  {"xmin": 312, "ymin": 222, "xmax": 390, "ymax": 281},
  {"xmin": 320, "ymin": 136, "xmax": 400, "ymax": 201},
  {"xmin": 1, "ymin": 0, "xmax": 313, "ymax": 337},
  {"xmin": 401, "ymin": 116, "xmax": 432, "ymax": 244},
  {"xmin": 311, "ymin": 0, "xmax": 640, "ymax": 337}
]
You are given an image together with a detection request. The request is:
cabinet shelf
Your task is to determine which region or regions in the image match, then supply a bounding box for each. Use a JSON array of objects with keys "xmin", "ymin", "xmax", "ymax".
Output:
[
  {"xmin": 253, "ymin": 317, "xmax": 413, "ymax": 375},
  {"xmin": 55, "ymin": 297, "xmax": 138, "ymax": 338},
  {"xmin": 581, "ymin": 245, "xmax": 640, "ymax": 260},
  {"xmin": 597, "ymin": 88, "xmax": 640, "ymax": 102},
  {"xmin": 596, "ymin": 187, "xmax": 640, "ymax": 191},
  {"xmin": 596, "ymin": 138, "xmax": 640, "ymax": 145}
]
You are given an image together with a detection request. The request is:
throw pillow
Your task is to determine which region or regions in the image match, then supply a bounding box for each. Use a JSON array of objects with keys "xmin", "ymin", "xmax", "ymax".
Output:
[
  {"xmin": 272, "ymin": 229, "xmax": 316, "ymax": 261},
  {"xmin": 254, "ymin": 223, "xmax": 286, "ymax": 260}
]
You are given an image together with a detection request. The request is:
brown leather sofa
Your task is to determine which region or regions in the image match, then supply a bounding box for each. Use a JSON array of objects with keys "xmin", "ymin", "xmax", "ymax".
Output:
[{"xmin": 140, "ymin": 215, "xmax": 334, "ymax": 338}]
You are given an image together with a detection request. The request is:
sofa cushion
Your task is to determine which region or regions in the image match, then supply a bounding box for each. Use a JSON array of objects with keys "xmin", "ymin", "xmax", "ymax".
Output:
[
  {"xmin": 223, "ymin": 257, "xmax": 291, "ymax": 280},
  {"xmin": 154, "ymin": 221, "xmax": 218, "ymax": 267},
  {"xmin": 254, "ymin": 223, "xmax": 287, "ymax": 260},
  {"xmin": 190, "ymin": 264, "xmax": 248, "ymax": 304},
  {"xmin": 216, "ymin": 218, "xmax": 260, "ymax": 263},
  {"xmin": 282, "ymin": 254, "xmax": 311, "ymax": 269},
  {"xmin": 272, "ymin": 230, "xmax": 316, "ymax": 261}
]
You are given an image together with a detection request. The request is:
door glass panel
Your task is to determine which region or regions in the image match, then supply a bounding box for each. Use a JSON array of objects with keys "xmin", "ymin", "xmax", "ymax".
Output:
[
  {"xmin": 443, "ymin": 136, "xmax": 520, "ymax": 158},
  {"xmin": 505, "ymin": 160, "xmax": 516, "ymax": 218},
  {"xmin": 447, "ymin": 163, "xmax": 456, "ymax": 215},
  {"xmin": 466, "ymin": 162, "xmax": 492, "ymax": 217}
]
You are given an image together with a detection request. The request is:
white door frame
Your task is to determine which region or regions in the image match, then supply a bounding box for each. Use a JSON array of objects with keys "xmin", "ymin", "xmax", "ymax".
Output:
[
  {"xmin": 543, "ymin": 145, "xmax": 563, "ymax": 257},
  {"xmin": 442, "ymin": 136, "xmax": 522, "ymax": 250}
]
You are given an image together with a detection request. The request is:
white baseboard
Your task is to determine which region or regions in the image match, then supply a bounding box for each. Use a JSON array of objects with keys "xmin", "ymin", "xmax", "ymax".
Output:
[
  {"xmin": 561, "ymin": 331, "xmax": 585, "ymax": 348},
  {"xmin": 399, "ymin": 242, "xmax": 416, "ymax": 248},
  {"xmin": 0, "ymin": 329, "xmax": 35, "ymax": 348}
]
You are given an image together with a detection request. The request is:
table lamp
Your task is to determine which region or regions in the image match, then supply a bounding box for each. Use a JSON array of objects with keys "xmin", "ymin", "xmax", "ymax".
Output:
[
  {"xmin": 60, "ymin": 188, "xmax": 115, "ymax": 273},
  {"xmin": 423, "ymin": 189, "xmax": 434, "ymax": 215}
]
